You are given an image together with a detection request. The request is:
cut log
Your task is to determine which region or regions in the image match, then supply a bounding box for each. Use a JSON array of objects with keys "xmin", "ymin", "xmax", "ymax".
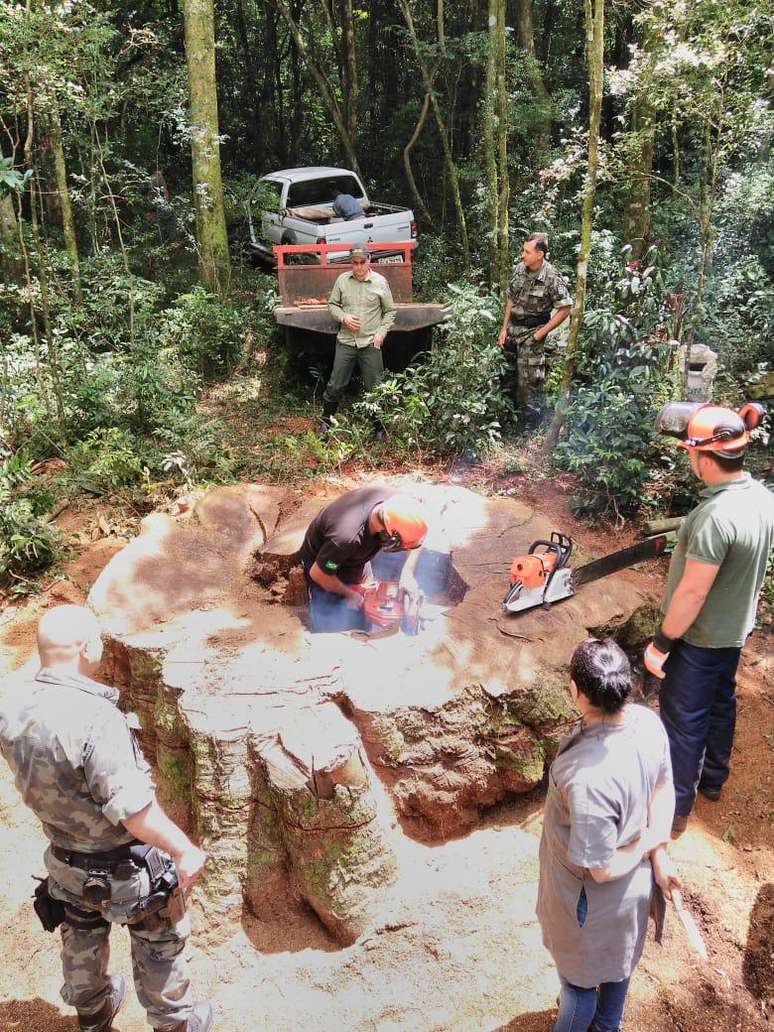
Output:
[{"xmin": 644, "ymin": 516, "xmax": 683, "ymax": 535}]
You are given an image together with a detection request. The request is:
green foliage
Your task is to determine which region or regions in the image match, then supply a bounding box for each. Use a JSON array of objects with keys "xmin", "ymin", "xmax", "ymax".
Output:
[
  {"xmin": 0, "ymin": 454, "xmax": 61, "ymax": 591},
  {"xmin": 158, "ymin": 287, "xmax": 248, "ymax": 380},
  {"xmin": 556, "ymin": 249, "xmax": 680, "ymax": 518},
  {"xmin": 356, "ymin": 282, "xmax": 510, "ymax": 457},
  {"xmin": 65, "ymin": 428, "xmax": 145, "ymax": 491}
]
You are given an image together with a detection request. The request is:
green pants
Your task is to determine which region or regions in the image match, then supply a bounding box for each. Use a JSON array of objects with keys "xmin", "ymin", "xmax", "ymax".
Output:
[{"xmin": 323, "ymin": 340, "xmax": 384, "ymax": 404}]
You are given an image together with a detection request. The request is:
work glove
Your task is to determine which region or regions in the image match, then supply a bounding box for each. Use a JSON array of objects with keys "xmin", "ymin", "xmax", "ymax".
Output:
[{"xmin": 644, "ymin": 628, "xmax": 674, "ymax": 680}]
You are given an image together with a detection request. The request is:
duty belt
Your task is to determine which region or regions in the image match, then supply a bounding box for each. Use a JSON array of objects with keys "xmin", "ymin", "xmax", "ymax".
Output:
[
  {"xmin": 51, "ymin": 840, "xmax": 151, "ymax": 871},
  {"xmin": 509, "ymin": 312, "xmax": 551, "ymax": 328}
]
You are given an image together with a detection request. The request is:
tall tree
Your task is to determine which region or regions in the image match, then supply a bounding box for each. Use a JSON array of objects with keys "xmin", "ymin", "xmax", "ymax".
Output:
[
  {"xmin": 271, "ymin": 0, "xmax": 360, "ymax": 173},
  {"xmin": 545, "ymin": 0, "xmax": 604, "ymax": 451},
  {"xmin": 47, "ymin": 101, "xmax": 82, "ymax": 303},
  {"xmin": 183, "ymin": 0, "xmax": 231, "ymax": 295}
]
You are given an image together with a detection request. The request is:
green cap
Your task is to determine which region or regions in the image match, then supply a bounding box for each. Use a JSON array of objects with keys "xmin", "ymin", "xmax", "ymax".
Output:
[{"xmin": 349, "ymin": 245, "xmax": 371, "ymax": 261}]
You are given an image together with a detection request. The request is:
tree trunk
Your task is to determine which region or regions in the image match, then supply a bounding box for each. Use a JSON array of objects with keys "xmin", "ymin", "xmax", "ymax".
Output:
[
  {"xmin": 495, "ymin": 0, "xmax": 510, "ymax": 290},
  {"xmin": 398, "ymin": 0, "xmax": 470, "ymax": 266},
  {"xmin": 0, "ymin": 142, "xmax": 21, "ymax": 282},
  {"xmin": 340, "ymin": 0, "xmax": 358, "ymax": 147},
  {"xmin": 515, "ymin": 0, "xmax": 551, "ymax": 158},
  {"xmin": 622, "ymin": 92, "xmax": 655, "ymax": 261},
  {"xmin": 183, "ymin": 0, "xmax": 232, "ymax": 295},
  {"xmin": 544, "ymin": 0, "xmax": 603, "ymax": 452},
  {"xmin": 483, "ymin": 0, "xmax": 500, "ymax": 286},
  {"xmin": 272, "ymin": 0, "xmax": 360, "ymax": 174},
  {"xmin": 48, "ymin": 102, "xmax": 82, "ymax": 303},
  {"xmin": 402, "ymin": 93, "xmax": 435, "ymax": 225}
]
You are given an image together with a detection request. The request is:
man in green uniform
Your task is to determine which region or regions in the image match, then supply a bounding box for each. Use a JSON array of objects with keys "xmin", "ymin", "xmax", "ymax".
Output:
[
  {"xmin": 320, "ymin": 245, "xmax": 397, "ymax": 431},
  {"xmin": 497, "ymin": 232, "xmax": 572, "ymax": 424},
  {"xmin": 644, "ymin": 402, "xmax": 773, "ymax": 837}
]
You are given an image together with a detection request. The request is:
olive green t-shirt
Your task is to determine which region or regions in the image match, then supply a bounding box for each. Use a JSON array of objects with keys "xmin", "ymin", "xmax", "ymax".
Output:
[{"xmin": 661, "ymin": 474, "xmax": 774, "ymax": 648}]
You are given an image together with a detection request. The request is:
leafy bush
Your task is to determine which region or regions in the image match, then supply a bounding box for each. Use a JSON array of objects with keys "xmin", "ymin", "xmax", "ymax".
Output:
[
  {"xmin": 66, "ymin": 427, "xmax": 145, "ymax": 491},
  {"xmin": 356, "ymin": 282, "xmax": 511, "ymax": 457},
  {"xmin": 159, "ymin": 286, "xmax": 248, "ymax": 379},
  {"xmin": 0, "ymin": 454, "xmax": 61, "ymax": 591},
  {"xmin": 555, "ymin": 250, "xmax": 680, "ymax": 518}
]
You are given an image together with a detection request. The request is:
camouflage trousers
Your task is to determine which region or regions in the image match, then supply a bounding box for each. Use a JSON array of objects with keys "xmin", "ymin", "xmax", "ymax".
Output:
[
  {"xmin": 503, "ymin": 324, "xmax": 546, "ymax": 421},
  {"xmin": 45, "ymin": 847, "xmax": 193, "ymax": 1030}
]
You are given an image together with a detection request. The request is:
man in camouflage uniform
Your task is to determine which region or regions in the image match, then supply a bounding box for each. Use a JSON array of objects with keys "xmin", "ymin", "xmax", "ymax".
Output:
[
  {"xmin": 0, "ymin": 605, "xmax": 213, "ymax": 1032},
  {"xmin": 498, "ymin": 232, "xmax": 572, "ymax": 424}
]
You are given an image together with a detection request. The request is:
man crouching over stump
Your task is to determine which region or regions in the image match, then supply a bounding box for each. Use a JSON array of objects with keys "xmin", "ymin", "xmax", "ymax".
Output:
[
  {"xmin": 299, "ymin": 485, "xmax": 428, "ymax": 632},
  {"xmin": 0, "ymin": 605, "xmax": 213, "ymax": 1032}
]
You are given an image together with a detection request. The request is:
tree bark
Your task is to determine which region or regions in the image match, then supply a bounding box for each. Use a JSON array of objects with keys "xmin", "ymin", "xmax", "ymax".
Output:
[
  {"xmin": 622, "ymin": 92, "xmax": 655, "ymax": 261},
  {"xmin": 495, "ymin": 0, "xmax": 510, "ymax": 291},
  {"xmin": 483, "ymin": 0, "xmax": 500, "ymax": 285},
  {"xmin": 48, "ymin": 102, "xmax": 82, "ymax": 303},
  {"xmin": 544, "ymin": 0, "xmax": 603, "ymax": 452},
  {"xmin": 340, "ymin": 0, "xmax": 358, "ymax": 147},
  {"xmin": 183, "ymin": 0, "xmax": 232, "ymax": 295}
]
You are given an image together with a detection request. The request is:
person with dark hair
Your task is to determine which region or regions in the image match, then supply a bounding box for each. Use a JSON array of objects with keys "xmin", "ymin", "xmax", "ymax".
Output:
[
  {"xmin": 645, "ymin": 402, "xmax": 774, "ymax": 837},
  {"xmin": 320, "ymin": 245, "xmax": 397, "ymax": 432},
  {"xmin": 537, "ymin": 638, "xmax": 682, "ymax": 1032},
  {"xmin": 497, "ymin": 232, "xmax": 572, "ymax": 425}
]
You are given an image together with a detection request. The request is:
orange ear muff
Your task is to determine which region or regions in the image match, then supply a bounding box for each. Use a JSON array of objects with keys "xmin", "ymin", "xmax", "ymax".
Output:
[{"xmin": 738, "ymin": 403, "xmax": 765, "ymax": 431}]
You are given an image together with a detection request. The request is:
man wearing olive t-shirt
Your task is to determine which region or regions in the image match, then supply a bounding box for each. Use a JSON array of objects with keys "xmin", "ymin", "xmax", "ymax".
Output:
[{"xmin": 644, "ymin": 402, "xmax": 774, "ymax": 837}]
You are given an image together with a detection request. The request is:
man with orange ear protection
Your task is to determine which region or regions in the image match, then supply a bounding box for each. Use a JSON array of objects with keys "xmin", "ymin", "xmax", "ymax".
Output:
[{"xmin": 645, "ymin": 402, "xmax": 773, "ymax": 838}]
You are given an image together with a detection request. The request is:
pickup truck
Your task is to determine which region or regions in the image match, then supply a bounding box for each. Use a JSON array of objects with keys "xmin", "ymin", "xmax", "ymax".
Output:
[{"xmin": 246, "ymin": 166, "xmax": 417, "ymax": 265}]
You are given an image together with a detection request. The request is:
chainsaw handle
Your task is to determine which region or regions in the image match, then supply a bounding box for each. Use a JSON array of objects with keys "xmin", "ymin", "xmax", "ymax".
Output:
[{"xmin": 528, "ymin": 534, "xmax": 573, "ymax": 569}]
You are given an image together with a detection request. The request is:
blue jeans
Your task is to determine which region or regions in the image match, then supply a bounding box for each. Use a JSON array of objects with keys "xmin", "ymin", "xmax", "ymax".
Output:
[
  {"xmin": 659, "ymin": 639, "xmax": 741, "ymax": 817},
  {"xmin": 307, "ymin": 581, "xmax": 366, "ymax": 632},
  {"xmin": 553, "ymin": 974, "xmax": 630, "ymax": 1032}
]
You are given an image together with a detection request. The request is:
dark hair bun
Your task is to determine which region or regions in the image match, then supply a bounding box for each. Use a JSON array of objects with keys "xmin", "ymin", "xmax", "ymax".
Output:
[{"xmin": 570, "ymin": 638, "xmax": 632, "ymax": 714}]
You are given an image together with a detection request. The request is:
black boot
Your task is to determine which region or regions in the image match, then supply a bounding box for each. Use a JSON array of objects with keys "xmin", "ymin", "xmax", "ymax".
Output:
[
  {"xmin": 157, "ymin": 1001, "xmax": 214, "ymax": 1032},
  {"xmin": 77, "ymin": 975, "xmax": 127, "ymax": 1032},
  {"xmin": 318, "ymin": 400, "xmax": 338, "ymax": 432}
]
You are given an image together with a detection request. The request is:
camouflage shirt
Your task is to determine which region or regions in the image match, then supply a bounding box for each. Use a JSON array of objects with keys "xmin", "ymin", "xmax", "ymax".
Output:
[
  {"xmin": 508, "ymin": 259, "xmax": 572, "ymax": 322},
  {"xmin": 0, "ymin": 668, "xmax": 154, "ymax": 852}
]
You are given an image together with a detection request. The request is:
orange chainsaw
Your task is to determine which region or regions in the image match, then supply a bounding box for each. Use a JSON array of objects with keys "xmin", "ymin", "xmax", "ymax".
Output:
[
  {"xmin": 503, "ymin": 531, "xmax": 669, "ymax": 614},
  {"xmin": 354, "ymin": 581, "xmax": 423, "ymax": 635}
]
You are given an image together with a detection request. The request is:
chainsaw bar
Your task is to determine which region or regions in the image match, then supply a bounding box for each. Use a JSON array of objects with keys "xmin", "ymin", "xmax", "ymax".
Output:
[{"xmin": 572, "ymin": 534, "xmax": 669, "ymax": 588}]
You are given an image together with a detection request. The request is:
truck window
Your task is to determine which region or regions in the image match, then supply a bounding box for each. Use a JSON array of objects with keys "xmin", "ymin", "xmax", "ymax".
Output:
[
  {"xmin": 255, "ymin": 180, "xmax": 283, "ymax": 212},
  {"xmin": 287, "ymin": 175, "xmax": 365, "ymax": 208}
]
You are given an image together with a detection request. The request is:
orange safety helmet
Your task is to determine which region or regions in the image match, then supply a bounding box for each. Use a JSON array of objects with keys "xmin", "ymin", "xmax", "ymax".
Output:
[
  {"xmin": 380, "ymin": 494, "xmax": 428, "ymax": 551},
  {"xmin": 656, "ymin": 401, "xmax": 765, "ymax": 456}
]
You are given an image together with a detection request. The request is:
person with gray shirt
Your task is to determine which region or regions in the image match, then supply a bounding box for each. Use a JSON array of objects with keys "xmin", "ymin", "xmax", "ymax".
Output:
[
  {"xmin": 0, "ymin": 605, "xmax": 213, "ymax": 1032},
  {"xmin": 536, "ymin": 639, "xmax": 682, "ymax": 1032}
]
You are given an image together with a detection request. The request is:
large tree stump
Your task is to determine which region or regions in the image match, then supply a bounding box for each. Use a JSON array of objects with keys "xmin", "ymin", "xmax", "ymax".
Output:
[{"xmin": 90, "ymin": 480, "xmax": 661, "ymax": 942}]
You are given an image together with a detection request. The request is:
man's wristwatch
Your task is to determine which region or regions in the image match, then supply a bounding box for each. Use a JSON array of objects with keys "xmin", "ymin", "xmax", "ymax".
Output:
[{"xmin": 653, "ymin": 628, "xmax": 675, "ymax": 654}]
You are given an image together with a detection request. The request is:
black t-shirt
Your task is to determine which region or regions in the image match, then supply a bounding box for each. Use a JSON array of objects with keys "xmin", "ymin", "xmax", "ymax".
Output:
[{"xmin": 300, "ymin": 485, "xmax": 397, "ymax": 583}]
